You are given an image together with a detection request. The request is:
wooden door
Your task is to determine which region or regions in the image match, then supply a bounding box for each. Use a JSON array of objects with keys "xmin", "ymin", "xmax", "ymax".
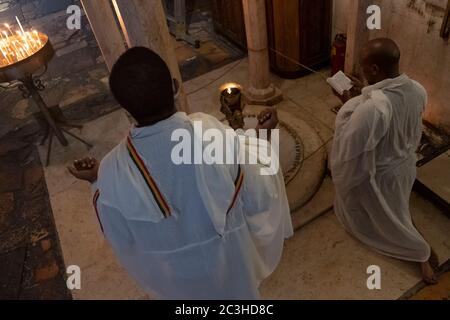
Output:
[
  {"xmin": 267, "ymin": 0, "xmax": 332, "ymax": 78},
  {"xmin": 212, "ymin": 0, "xmax": 332, "ymax": 78},
  {"xmin": 299, "ymin": 0, "xmax": 332, "ymax": 68},
  {"xmin": 212, "ymin": 0, "xmax": 247, "ymax": 49}
]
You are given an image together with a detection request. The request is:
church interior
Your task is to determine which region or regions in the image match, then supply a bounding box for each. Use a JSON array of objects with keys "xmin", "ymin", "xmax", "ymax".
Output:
[{"xmin": 0, "ymin": 0, "xmax": 449, "ymax": 300}]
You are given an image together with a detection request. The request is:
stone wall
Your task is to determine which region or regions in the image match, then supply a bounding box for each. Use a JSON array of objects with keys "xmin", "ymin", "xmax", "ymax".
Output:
[
  {"xmin": 0, "ymin": 0, "xmax": 104, "ymax": 77},
  {"xmin": 333, "ymin": 0, "xmax": 450, "ymax": 135}
]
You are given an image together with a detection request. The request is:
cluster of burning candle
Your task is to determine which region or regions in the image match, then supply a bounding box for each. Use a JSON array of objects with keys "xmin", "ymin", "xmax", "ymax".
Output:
[{"xmin": 0, "ymin": 16, "xmax": 44, "ymax": 68}]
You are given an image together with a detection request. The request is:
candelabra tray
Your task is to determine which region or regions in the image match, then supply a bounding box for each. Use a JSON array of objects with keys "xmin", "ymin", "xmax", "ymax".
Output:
[{"xmin": 0, "ymin": 34, "xmax": 54, "ymax": 83}]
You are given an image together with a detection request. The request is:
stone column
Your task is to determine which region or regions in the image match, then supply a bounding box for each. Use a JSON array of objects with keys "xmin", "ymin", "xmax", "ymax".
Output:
[
  {"xmin": 80, "ymin": 0, "xmax": 127, "ymax": 71},
  {"xmin": 242, "ymin": 0, "xmax": 282, "ymax": 106},
  {"xmin": 345, "ymin": 0, "xmax": 371, "ymax": 76},
  {"xmin": 113, "ymin": 0, "xmax": 189, "ymax": 113}
]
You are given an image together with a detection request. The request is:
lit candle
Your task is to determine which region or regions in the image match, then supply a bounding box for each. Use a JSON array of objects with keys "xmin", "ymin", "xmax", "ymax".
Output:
[
  {"xmin": 32, "ymin": 30, "xmax": 42, "ymax": 47},
  {"xmin": 29, "ymin": 38, "xmax": 35, "ymax": 50},
  {"xmin": 15, "ymin": 16, "xmax": 26, "ymax": 35},
  {"xmin": 26, "ymin": 31, "xmax": 35, "ymax": 49},
  {"xmin": 4, "ymin": 23, "xmax": 13, "ymax": 36},
  {"xmin": 0, "ymin": 47, "xmax": 8, "ymax": 63},
  {"xmin": 16, "ymin": 17, "xmax": 33, "ymax": 53},
  {"xmin": 0, "ymin": 43, "xmax": 7, "ymax": 60},
  {"xmin": 9, "ymin": 51, "xmax": 16, "ymax": 63},
  {"xmin": 12, "ymin": 40, "xmax": 21, "ymax": 59}
]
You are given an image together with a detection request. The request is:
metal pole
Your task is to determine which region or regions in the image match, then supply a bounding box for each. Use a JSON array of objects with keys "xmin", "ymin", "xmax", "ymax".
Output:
[{"xmin": 23, "ymin": 77, "xmax": 68, "ymax": 146}]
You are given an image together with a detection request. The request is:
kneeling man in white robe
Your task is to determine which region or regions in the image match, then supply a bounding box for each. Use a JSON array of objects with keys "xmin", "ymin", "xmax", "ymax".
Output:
[
  {"xmin": 331, "ymin": 38, "xmax": 438, "ymax": 284},
  {"xmin": 68, "ymin": 47, "xmax": 293, "ymax": 299}
]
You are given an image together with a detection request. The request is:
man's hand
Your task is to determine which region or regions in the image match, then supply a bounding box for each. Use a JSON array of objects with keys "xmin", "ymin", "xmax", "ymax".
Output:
[
  {"xmin": 337, "ymin": 74, "xmax": 364, "ymax": 104},
  {"xmin": 68, "ymin": 157, "xmax": 99, "ymax": 183},
  {"xmin": 256, "ymin": 108, "xmax": 279, "ymax": 131},
  {"xmin": 348, "ymin": 74, "xmax": 364, "ymax": 91},
  {"xmin": 256, "ymin": 108, "xmax": 279, "ymax": 141}
]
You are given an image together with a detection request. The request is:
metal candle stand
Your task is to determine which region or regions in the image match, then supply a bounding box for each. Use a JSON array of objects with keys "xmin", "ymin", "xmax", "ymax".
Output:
[{"xmin": 0, "ymin": 33, "xmax": 92, "ymax": 166}]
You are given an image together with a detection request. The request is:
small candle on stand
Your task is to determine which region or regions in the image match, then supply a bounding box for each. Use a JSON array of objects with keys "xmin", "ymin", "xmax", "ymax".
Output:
[
  {"xmin": 16, "ymin": 16, "xmax": 25, "ymax": 35},
  {"xmin": 4, "ymin": 23, "xmax": 13, "ymax": 36},
  {"xmin": 0, "ymin": 46, "xmax": 7, "ymax": 63},
  {"xmin": 220, "ymin": 83, "xmax": 242, "ymax": 111},
  {"xmin": 220, "ymin": 83, "xmax": 245, "ymax": 130}
]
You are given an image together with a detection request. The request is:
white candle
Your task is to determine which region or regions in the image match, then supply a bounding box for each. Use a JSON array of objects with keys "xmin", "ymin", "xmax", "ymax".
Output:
[
  {"xmin": 32, "ymin": 30, "xmax": 42, "ymax": 47},
  {"xmin": 16, "ymin": 17, "xmax": 33, "ymax": 52},
  {"xmin": 29, "ymin": 38, "xmax": 35, "ymax": 50},
  {"xmin": 15, "ymin": 16, "xmax": 25, "ymax": 35},
  {"xmin": 0, "ymin": 40, "xmax": 7, "ymax": 55},
  {"xmin": 12, "ymin": 40, "xmax": 21, "ymax": 58},
  {"xmin": 0, "ymin": 47, "xmax": 7, "ymax": 61},
  {"xmin": 4, "ymin": 23, "xmax": 13, "ymax": 36},
  {"xmin": 19, "ymin": 48, "xmax": 25, "ymax": 60}
]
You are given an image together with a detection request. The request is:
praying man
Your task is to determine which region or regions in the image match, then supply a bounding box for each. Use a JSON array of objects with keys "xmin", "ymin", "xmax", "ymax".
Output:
[
  {"xmin": 331, "ymin": 38, "xmax": 439, "ymax": 284},
  {"xmin": 68, "ymin": 47, "xmax": 293, "ymax": 299}
]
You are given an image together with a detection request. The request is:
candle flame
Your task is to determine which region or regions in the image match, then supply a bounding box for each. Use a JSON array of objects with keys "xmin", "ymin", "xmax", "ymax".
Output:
[
  {"xmin": 0, "ymin": 17, "xmax": 45, "ymax": 67},
  {"xmin": 227, "ymin": 87, "xmax": 232, "ymax": 94}
]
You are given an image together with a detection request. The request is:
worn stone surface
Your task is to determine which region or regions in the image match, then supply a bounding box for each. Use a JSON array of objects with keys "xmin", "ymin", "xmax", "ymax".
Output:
[
  {"xmin": 11, "ymin": 100, "xmax": 33, "ymax": 120},
  {"xmin": 24, "ymin": 166, "xmax": 45, "ymax": 195},
  {"xmin": 0, "ymin": 247, "xmax": 26, "ymax": 300},
  {"xmin": 40, "ymin": 239, "xmax": 52, "ymax": 252},
  {"xmin": 35, "ymin": 261, "xmax": 60, "ymax": 283},
  {"xmin": 56, "ymin": 40, "xmax": 89, "ymax": 58},
  {"xmin": 0, "ymin": 138, "xmax": 29, "ymax": 156},
  {"xmin": 0, "ymin": 161, "xmax": 22, "ymax": 193},
  {"xmin": 0, "ymin": 124, "xmax": 71, "ymax": 299},
  {"xmin": 260, "ymin": 191, "xmax": 450, "ymax": 299},
  {"xmin": 417, "ymin": 151, "xmax": 450, "ymax": 205},
  {"xmin": 0, "ymin": 192, "xmax": 14, "ymax": 216},
  {"xmin": 59, "ymin": 84, "xmax": 101, "ymax": 108}
]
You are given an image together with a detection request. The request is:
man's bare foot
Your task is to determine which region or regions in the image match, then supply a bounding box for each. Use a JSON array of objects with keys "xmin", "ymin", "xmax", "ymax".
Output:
[
  {"xmin": 429, "ymin": 248, "xmax": 440, "ymax": 271},
  {"xmin": 421, "ymin": 261, "xmax": 438, "ymax": 285}
]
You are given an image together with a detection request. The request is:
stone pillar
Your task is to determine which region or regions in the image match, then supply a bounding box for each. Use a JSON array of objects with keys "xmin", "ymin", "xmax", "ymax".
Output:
[
  {"xmin": 113, "ymin": 0, "xmax": 189, "ymax": 113},
  {"xmin": 242, "ymin": 0, "xmax": 282, "ymax": 106},
  {"xmin": 80, "ymin": 0, "xmax": 127, "ymax": 71},
  {"xmin": 345, "ymin": 0, "xmax": 371, "ymax": 76}
]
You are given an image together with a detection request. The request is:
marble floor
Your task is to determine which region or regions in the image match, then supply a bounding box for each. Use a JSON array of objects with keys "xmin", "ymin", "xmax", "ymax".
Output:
[{"xmin": 39, "ymin": 58, "xmax": 450, "ymax": 299}]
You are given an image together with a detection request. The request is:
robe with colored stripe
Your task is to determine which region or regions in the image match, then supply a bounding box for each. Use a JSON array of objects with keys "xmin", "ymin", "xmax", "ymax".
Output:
[
  {"xmin": 92, "ymin": 112, "xmax": 293, "ymax": 299},
  {"xmin": 331, "ymin": 74, "xmax": 430, "ymax": 262}
]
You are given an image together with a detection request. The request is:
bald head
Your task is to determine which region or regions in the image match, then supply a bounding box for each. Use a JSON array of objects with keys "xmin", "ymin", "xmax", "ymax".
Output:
[{"xmin": 360, "ymin": 38, "xmax": 401, "ymax": 85}]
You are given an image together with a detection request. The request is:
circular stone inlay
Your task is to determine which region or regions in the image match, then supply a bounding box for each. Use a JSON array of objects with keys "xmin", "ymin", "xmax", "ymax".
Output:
[{"xmin": 223, "ymin": 105, "xmax": 327, "ymax": 212}]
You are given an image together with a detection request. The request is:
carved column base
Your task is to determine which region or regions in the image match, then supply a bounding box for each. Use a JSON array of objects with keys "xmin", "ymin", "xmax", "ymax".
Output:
[{"xmin": 244, "ymin": 84, "xmax": 283, "ymax": 106}]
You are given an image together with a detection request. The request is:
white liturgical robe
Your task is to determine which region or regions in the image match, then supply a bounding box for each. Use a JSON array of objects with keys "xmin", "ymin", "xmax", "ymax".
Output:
[
  {"xmin": 331, "ymin": 74, "xmax": 430, "ymax": 262},
  {"xmin": 91, "ymin": 112, "xmax": 293, "ymax": 299}
]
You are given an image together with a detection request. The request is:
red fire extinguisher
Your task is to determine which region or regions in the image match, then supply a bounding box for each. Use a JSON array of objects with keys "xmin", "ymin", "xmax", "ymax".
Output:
[{"xmin": 331, "ymin": 34, "xmax": 347, "ymax": 76}]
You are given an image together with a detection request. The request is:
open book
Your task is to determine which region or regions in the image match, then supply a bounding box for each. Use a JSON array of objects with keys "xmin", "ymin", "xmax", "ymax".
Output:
[{"xmin": 327, "ymin": 71, "xmax": 353, "ymax": 95}]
